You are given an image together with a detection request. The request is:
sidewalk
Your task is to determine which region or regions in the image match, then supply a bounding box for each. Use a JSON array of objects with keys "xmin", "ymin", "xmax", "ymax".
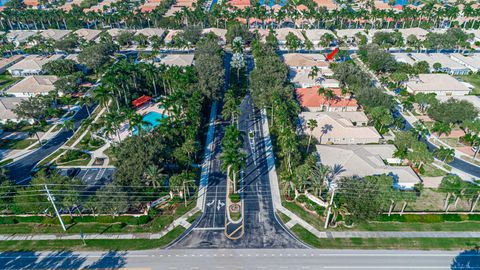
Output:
[{"xmin": 0, "ymin": 207, "xmax": 199, "ymax": 241}]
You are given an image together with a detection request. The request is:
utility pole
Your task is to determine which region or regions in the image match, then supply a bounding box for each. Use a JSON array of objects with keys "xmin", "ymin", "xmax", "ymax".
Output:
[
  {"xmin": 45, "ymin": 184, "xmax": 66, "ymax": 231},
  {"xmin": 324, "ymin": 188, "xmax": 335, "ymax": 229}
]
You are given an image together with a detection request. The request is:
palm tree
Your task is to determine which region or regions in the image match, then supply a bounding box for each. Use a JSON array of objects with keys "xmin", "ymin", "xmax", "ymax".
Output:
[
  {"xmin": 432, "ymin": 122, "xmax": 452, "ymax": 138},
  {"xmin": 143, "ymin": 165, "xmax": 165, "ymax": 189},
  {"xmin": 434, "ymin": 147, "xmax": 455, "ymax": 163},
  {"xmin": 305, "ymin": 119, "xmax": 317, "ymax": 153},
  {"xmin": 93, "ymin": 86, "xmax": 112, "ymax": 112},
  {"xmin": 78, "ymin": 96, "xmax": 94, "ymax": 116},
  {"xmin": 62, "ymin": 119, "xmax": 75, "ymax": 132}
]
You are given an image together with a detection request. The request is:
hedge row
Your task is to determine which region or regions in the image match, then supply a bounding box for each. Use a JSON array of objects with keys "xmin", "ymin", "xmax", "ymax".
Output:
[
  {"xmin": 0, "ymin": 215, "xmax": 151, "ymax": 226},
  {"xmin": 377, "ymin": 214, "xmax": 480, "ymax": 223}
]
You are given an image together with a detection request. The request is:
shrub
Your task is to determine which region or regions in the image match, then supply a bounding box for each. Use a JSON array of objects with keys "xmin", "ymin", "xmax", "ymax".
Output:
[
  {"xmin": 0, "ymin": 217, "xmax": 18, "ymax": 224},
  {"xmin": 137, "ymin": 215, "xmax": 151, "ymax": 225},
  {"xmin": 230, "ymin": 193, "xmax": 241, "ymax": 203},
  {"xmin": 296, "ymin": 195, "xmax": 308, "ymax": 204}
]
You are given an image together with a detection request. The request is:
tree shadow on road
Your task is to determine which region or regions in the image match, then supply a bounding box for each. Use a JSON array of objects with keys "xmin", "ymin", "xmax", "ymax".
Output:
[
  {"xmin": 451, "ymin": 248, "xmax": 480, "ymax": 269},
  {"xmin": 0, "ymin": 250, "xmax": 127, "ymax": 269}
]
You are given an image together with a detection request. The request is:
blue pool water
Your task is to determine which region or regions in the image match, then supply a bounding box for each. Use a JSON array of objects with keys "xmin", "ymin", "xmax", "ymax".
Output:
[{"xmin": 133, "ymin": 112, "xmax": 167, "ymax": 135}]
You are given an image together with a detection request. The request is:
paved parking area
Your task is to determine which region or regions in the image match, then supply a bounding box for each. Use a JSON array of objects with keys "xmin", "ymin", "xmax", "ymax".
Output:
[{"xmin": 58, "ymin": 168, "xmax": 115, "ymax": 188}]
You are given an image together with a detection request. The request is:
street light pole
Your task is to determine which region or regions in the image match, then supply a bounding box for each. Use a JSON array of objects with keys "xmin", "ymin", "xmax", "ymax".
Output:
[{"xmin": 45, "ymin": 184, "xmax": 66, "ymax": 231}]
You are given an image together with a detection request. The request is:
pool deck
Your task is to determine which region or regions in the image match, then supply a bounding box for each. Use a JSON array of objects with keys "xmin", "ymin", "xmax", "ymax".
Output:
[
  {"xmin": 115, "ymin": 102, "xmax": 167, "ymax": 142},
  {"xmin": 136, "ymin": 102, "xmax": 168, "ymax": 116}
]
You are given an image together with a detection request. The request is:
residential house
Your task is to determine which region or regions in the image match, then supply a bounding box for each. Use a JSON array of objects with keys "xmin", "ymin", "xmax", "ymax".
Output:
[
  {"xmin": 0, "ymin": 97, "xmax": 30, "ymax": 123},
  {"xmin": 164, "ymin": 30, "xmax": 183, "ymax": 44},
  {"xmin": 296, "ymin": 87, "xmax": 358, "ymax": 112},
  {"xmin": 405, "ymin": 74, "xmax": 472, "ymax": 96},
  {"xmin": 228, "ymin": 0, "xmax": 251, "ymax": 10},
  {"xmin": 74, "ymin": 28, "xmax": 102, "ymax": 42},
  {"xmin": 157, "ymin": 54, "xmax": 195, "ymax": 67},
  {"xmin": 283, "ymin": 53, "xmax": 334, "ymax": 86},
  {"xmin": 5, "ymin": 75, "xmax": 59, "ymax": 97},
  {"xmin": 450, "ymin": 53, "xmax": 480, "ymax": 72},
  {"xmin": 202, "ymin": 28, "xmax": 227, "ymax": 45},
  {"xmin": 299, "ymin": 111, "xmax": 381, "ymax": 144},
  {"xmin": 436, "ymin": 95, "xmax": 480, "ymax": 112},
  {"xmin": 304, "ymin": 29, "xmax": 336, "ymax": 48},
  {"xmin": 290, "ymin": 71, "xmax": 339, "ymax": 88},
  {"xmin": 274, "ymin": 28, "xmax": 304, "ymax": 46},
  {"xmin": 0, "ymin": 55, "xmax": 25, "ymax": 74},
  {"xmin": 7, "ymin": 54, "xmax": 64, "ymax": 77},
  {"xmin": 106, "ymin": 28, "xmax": 134, "ymax": 40},
  {"xmin": 392, "ymin": 53, "xmax": 416, "ymax": 65},
  {"xmin": 369, "ymin": 28, "xmax": 429, "ymax": 43},
  {"xmin": 335, "ymin": 29, "xmax": 367, "ymax": 46},
  {"xmin": 312, "ymin": 0, "xmax": 338, "ymax": 9},
  {"xmin": 409, "ymin": 53, "xmax": 470, "ymax": 75},
  {"xmin": 6, "ymin": 30, "xmax": 38, "ymax": 47},
  {"xmin": 40, "ymin": 29, "xmax": 71, "ymax": 41},
  {"xmin": 135, "ymin": 28, "xmax": 166, "ymax": 40},
  {"xmin": 316, "ymin": 144, "xmax": 421, "ymax": 189}
]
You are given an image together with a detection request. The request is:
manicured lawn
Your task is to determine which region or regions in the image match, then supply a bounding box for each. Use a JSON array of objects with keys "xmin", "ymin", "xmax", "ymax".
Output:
[
  {"xmin": 37, "ymin": 149, "xmax": 66, "ymax": 166},
  {"xmin": 0, "ymin": 202, "xmax": 196, "ymax": 235},
  {"xmin": 0, "ymin": 226, "xmax": 185, "ymax": 251},
  {"xmin": 291, "ymin": 225, "xmax": 480, "ymax": 250},
  {"xmin": 276, "ymin": 211, "xmax": 291, "ymax": 223},
  {"xmin": 186, "ymin": 211, "xmax": 201, "ymax": 223},
  {"xmin": 282, "ymin": 200, "xmax": 325, "ymax": 230},
  {"xmin": 342, "ymin": 221, "xmax": 480, "ymax": 232},
  {"xmin": 420, "ymin": 164, "xmax": 447, "ymax": 177},
  {"xmin": 457, "ymin": 74, "xmax": 480, "ymax": 95},
  {"xmin": 56, "ymin": 157, "xmax": 90, "ymax": 166},
  {"xmin": 0, "ymin": 139, "xmax": 38, "ymax": 150},
  {"xmin": 0, "ymin": 159, "xmax": 13, "ymax": 166},
  {"xmin": 0, "ymin": 73, "xmax": 21, "ymax": 90}
]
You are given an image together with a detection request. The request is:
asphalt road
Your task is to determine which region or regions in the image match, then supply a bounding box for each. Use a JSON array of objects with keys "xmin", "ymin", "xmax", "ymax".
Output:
[
  {"xmin": 0, "ymin": 249, "xmax": 478, "ymax": 269},
  {"xmin": 172, "ymin": 54, "xmax": 303, "ymax": 248},
  {"xmin": 6, "ymin": 105, "xmax": 93, "ymax": 183}
]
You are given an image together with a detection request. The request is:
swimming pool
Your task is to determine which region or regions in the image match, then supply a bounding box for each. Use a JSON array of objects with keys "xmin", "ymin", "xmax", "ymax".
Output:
[{"xmin": 133, "ymin": 111, "xmax": 167, "ymax": 135}]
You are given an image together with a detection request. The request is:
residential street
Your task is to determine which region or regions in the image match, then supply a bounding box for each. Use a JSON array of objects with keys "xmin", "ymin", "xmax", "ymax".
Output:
[
  {"xmin": 0, "ymin": 249, "xmax": 478, "ymax": 269},
  {"xmin": 5, "ymin": 105, "xmax": 94, "ymax": 183}
]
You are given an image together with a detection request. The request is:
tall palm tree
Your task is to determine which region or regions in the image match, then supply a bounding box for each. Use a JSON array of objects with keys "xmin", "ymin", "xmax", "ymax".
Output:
[
  {"xmin": 305, "ymin": 119, "xmax": 317, "ymax": 153},
  {"xmin": 143, "ymin": 165, "xmax": 166, "ymax": 189}
]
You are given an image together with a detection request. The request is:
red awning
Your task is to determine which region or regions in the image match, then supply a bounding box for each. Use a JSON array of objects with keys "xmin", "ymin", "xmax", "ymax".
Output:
[{"xmin": 132, "ymin": 95, "xmax": 152, "ymax": 107}]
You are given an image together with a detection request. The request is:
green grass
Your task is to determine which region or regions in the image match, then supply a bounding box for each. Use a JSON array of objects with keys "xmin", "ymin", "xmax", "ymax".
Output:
[
  {"xmin": 0, "ymin": 159, "xmax": 13, "ymax": 166},
  {"xmin": 56, "ymin": 157, "xmax": 90, "ymax": 166},
  {"xmin": 0, "ymin": 202, "xmax": 196, "ymax": 235},
  {"xmin": 276, "ymin": 211, "xmax": 291, "ymax": 224},
  {"xmin": 0, "ymin": 139, "xmax": 38, "ymax": 150},
  {"xmin": 0, "ymin": 73, "xmax": 21, "ymax": 90},
  {"xmin": 0, "ymin": 226, "xmax": 185, "ymax": 251},
  {"xmin": 420, "ymin": 164, "xmax": 447, "ymax": 177},
  {"xmin": 457, "ymin": 74, "xmax": 480, "ymax": 95},
  {"xmin": 37, "ymin": 149, "xmax": 66, "ymax": 166},
  {"xmin": 291, "ymin": 225, "xmax": 480, "ymax": 250},
  {"xmin": 186, "ymin": 211, "xmax": 201, "ymax": 223},
  {"xmin": 282, "ymin": 200, "xmax": 325, "ymax": 230},
  {"xmin": 349, "ymin": 221, "xmax": 480, "ymax": 232}
]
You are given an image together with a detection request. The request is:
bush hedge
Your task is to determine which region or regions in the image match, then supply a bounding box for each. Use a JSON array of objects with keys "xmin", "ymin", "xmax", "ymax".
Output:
[
  {"xmin": 0, "ymin": 215, "xmax": 152, "ymax": 226},
  {"xmin": 377, "ymin": 214, "xmax": 480, "ymax": 223}
]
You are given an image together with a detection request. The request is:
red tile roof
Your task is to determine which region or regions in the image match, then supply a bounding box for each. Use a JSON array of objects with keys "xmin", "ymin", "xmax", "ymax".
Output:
[{"xmin": 296, "ymin": 86, "xmax": 358, "ymax": 108}]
